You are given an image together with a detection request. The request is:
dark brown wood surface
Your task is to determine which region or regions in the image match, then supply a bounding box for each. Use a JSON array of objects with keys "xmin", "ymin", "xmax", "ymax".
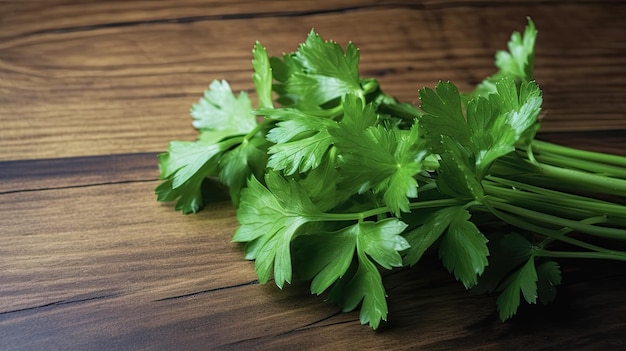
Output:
[{"xmin": 1, "ymin": 1, "xmax": 625, "ymax": 350}]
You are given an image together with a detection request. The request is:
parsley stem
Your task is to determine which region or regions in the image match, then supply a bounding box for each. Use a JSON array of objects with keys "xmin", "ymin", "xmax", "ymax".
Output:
[
  {"xmin": 482, "ymin": 180, "xmax": 626, "ymax": 218},
  {"xmin": 486, "ymin": 205, "xmax": 617, "ymax": 253},
  {"xmin": 538, "ymin": 216, "xmax": 608, "ymax": 248},
  {"xmin": 487, "ymin": 198, "xmax": 626, "ymax": 240},
  {"xmin": 422, "ymin": 156, "xmax": 440, "ymax": 171},
  {"xmin": 408, "ymin": 198, "xmax": 466, "ymax": 210},
  {"xmin": 361, "ymin": 79, "xmax": 380, "ymax": 96},
  {"xmin": 533, "ymin": 249, "xmax": 626, "ymax": 261},
  {"xmin": 377, "ymin": 96, "xmax": 421, "ymax": 122},
  {"xmin": 525, "ymin": 158, "xmax": 626, "ymax": 197},
  {"xmin": 319, "ymin": 198, "xmax": 463, "ymax": 222},
  {"xmin": 245, "ymin": 118, "xmax": 274, "ymax": 141},
  {"xmin": 530, "ymin": 151, "xmax": 626, "ymax": 178},
  {"xmin": 533, "ymin": 139, "xmax": 626, "ymax": 168}
]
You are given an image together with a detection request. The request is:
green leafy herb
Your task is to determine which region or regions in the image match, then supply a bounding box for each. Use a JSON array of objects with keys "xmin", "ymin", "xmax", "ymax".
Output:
[
  {"xmin": 156, "ymin": 19, "xmax": 626, "ymax": 329},
  {"xmin": 233, "ymin": 172, "xmax": 322, "ymax": 288},
  {"xmin": 438, "ymin": 207, "xmax": 490, "ymax": 289},
  {"xmin": 496, "ymin": 257, "xmax": 538, "ymax": 320}
]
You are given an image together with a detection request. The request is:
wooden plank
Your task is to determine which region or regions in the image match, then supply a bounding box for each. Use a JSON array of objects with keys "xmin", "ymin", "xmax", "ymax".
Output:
[
  {"xmin": 1, "ymin": 131, "xmax": 624, "ymax": 194},
  {"xmin": 1, "ymin": 180, "xmax": 626, "ymax": 349},
  {"xmin": 0, "ymin": 181, "xmax": 244, "ymax": 313},
  {"xmin": 3, "ymin": 1, "xmax": 626, "ymax": 349},
  {"xmin": 0, "ymin": 152, "xmax": 158, "ymax": 193},
  {"xmin": 0, "ymin": 0, "xmax": 594, "ymax": 40},
  {"xmin": 1, "ymin": 2, "xmax": 625, "ymax": 161},
  {"xmin": 0, "ymin": 0, "xmax": 447, "ymax": 40}
]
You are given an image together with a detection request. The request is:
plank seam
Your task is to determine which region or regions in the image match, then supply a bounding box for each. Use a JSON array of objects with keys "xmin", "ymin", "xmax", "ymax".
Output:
[
  {"xmin": 0, "ymin": 178, "xmax": 159, "ymax": 195},
  {"xmin": 10, "ymin": 1, "xmax": 623, "ymax": 38}
]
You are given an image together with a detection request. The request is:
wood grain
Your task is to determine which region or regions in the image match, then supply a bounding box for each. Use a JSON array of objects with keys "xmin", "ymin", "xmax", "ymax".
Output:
[
  {"xmin": 0, "ymin": 0, "xmax": 602, "ymax": 40},
  {"xmin": 1, "ymin": 182, "xmax": 625, "ymax": 350},
  {"xmin": 1, "ymin": 1, "xmax": 625, "ymax": 160},
  {"xmin": 0, "ymin": 152, "xmax": 158, "ymax": 194},
  {"xmin": 2, "ymin": 1, "xmax": 626, "ymax": 350},
  {"xmin": 1, "ymin": 132, "xmax": 626, "ymax": 350}
]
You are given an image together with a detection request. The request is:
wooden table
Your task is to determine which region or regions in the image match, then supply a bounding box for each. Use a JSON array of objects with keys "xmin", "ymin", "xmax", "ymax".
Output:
[{"xmin": 2, "ymin": 1, "xmax": 625, "ymax": 349}]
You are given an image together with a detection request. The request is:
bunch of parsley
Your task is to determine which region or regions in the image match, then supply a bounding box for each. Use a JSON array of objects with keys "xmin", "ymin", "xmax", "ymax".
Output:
[{"xmin": 156, "ymin": 19, "xmax": 626, "ymax": 329}]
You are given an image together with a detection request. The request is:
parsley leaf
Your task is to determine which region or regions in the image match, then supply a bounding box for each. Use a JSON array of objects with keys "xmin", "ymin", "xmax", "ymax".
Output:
[
  {"xmin": 327, "ymin": 219, "xmax": 409, "ymax": 329},
  {"xmin": 252, "ymin": 41, "xmax": 274, "ymax": 109},
  {"xmin": 297, "ymin": 146, "xmax": 348, "ymax": 212},
  {"xmin": 297, "ymin": 218, "xmax": 407, "ymax": 291},
  {"xmin": 469, "ymin": 78, "xmax": 543, "ymax": 174},
  {"xmin": 269, "ymin": 53, "xmax": 302, "ymax": 107},
  {"xmin": 359, "ymin": 219, "xmax": 410, "ymax": 269},
  {"xmin": 436, "ymin": 136, "xmax": 484, "ymax": 200},
  {"xmin": 155, "ymin": 175, "xmax": 205, "ymax": 214},
  {"xmin": 419, "ymin": 78, "xmax": 542, "ymax": 189},
  {"xmin": 472, "ymin": 233, "xmax": 533, "ymax": 295},
  {"xmin": 438, "ymin": 208, "xmax": 489, "ymax": 289},
  {"xmin": 331, "ymin": 97, "xmax": 427, "ymax": 215},
  {"xmin": 190, "ymin": 80, "xmax": 256, "ymax": 134},
  {"xmin": 233, "ymin": 172, "xmax": 322, "ymax": 288},
  {"xmin": 341, "ymin": 93, "xmax": 378, "ymax": 129},
  {"xmin": 536, "ymin": 260, "xmax": 562, "ymax": 305},
  {"xmin": 261, "ymin": 107, "xmax": 337, "ymax": 175},
  {"xmin": 158, "ymin": 141, "xmax": 220, "ymax": 189},
  {"xmin": 294, "ymin": 225, "xmax": 357, "ymax": 295},
  {"xmin": 156, "ymin": 138, "xmax": 237, "ymax": 213},
  {"xmin": 291, "ymin": 30, "xmax": 361, "ymax": 104},
  {"xmin": 496, "ymin": 257, "xmax": 538, "ymax": 321},
  {"xmin": 218, "ymin": 136, "xmax": 268, "ymax": 206},
  {"xmin": 495, "ymin": 18, "xmax": 537, "ymax": 83},
  {"xmin": 272, "ymin": 30, "xmax": 362, "ymax": 109},
  {"xmin": 403, "ymin": 206, "xmax": 461, "ymax": 266},
  {"xmin": 157, "ymin": 77, "xmax": 262, "ymax": 212},
  {"xmin": 473, "ymin": 18, "xmax": 537, "ymax": 98},
  {"xmin": 419, "ymin": 81, "xmax": 471, "ymax": 152}
]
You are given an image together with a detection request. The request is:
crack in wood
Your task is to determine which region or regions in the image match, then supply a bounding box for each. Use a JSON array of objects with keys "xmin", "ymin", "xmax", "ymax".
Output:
[
  {"xmin": 0, "ymin": 178, "xmax": 159, "ymax": 195},
  {"xmin": 221, "ymin": 315, "xmax": 358, "ymax": 348},
  {"xmin": 0, "ymin": 293, "xmax": 120, "ymax": 316},
  {"xmin": 0, "ymin": 152, "xmax": 160, "ymax": 194},
  {"xmin": 154, "ymin": 279, "xmax": 259, "ymax": 301},
  {"xmin": 218, "ymin": 319, "xmax": 359, "ymax": 348},
  {"xmin": 272, "ymin": 310, "xmax": 356, "ymax": 337}
]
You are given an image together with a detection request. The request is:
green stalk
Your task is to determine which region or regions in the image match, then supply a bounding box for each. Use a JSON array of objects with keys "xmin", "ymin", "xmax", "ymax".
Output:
[
  {"xmin": 482, "ymin": 180, "xmax": 626, "ymax": 219},
  {"xmin": 487, "ymin": 198, "xmax": 626, "ymax": 240},
  {"xmin": 533, "ymin": 139, "xmax": 626, "ymax": 168},
  {"xmin": 372, "ymin": 87, "xmax": 423, "ymax": 124},
  {"xmin": 484, "ymin": 205, "xmax": 620, "ymax": 254},
  {"xmin": 486, "ymin": 176, "xmax": 619, "ymax": 205},
  {"xmin": 422, "ymin": 155, "xmax": 441, "ymax": 171},
  {"xmin": 244, "ymin": 118, "xmax": 274, "ymax": 141},
  {"xmin": 408, "ymin": 198, "xmax": 466, "ymax": 210},
  {"xmin": 319, "ymin": 198, "xmax": 464, "ymax": 222},
  {"xmin": 532, "ymin": 151, "xmax": 626, "ymax": 178},
  {"xmin": 524, "ymin": 158, "xmax": 626, "ymax": 197},
  {"xmin": 538, "ymin": 216, "xmax": 610, "ymax": 248},
  {"xmin": 483, "ymin": 184, "xmax": 598, "ymax": 220},
  {"xmin": 533, "ymin": 249, "xmax": 626, "ymax": 262}
]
